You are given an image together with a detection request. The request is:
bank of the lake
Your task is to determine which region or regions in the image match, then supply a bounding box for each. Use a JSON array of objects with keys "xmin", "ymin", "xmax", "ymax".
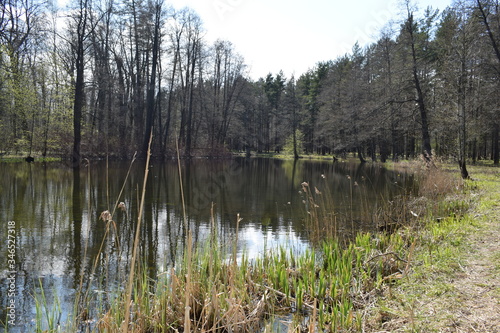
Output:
[
  {"xmin": 3, "ymin": 160, "xmax": 498, "ymax": 332},
  {"xmin": 369, "ymin": 164, "xmax": 500, "ymax": 332}
]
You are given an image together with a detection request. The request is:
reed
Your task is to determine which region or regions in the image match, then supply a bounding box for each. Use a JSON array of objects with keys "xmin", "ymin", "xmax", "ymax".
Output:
[
  {"xmin": 35, "ymin": 217, "xmax": 448, "ymax": 332},
  {"xmin": 122, "ymin": 134, "xmax": 152, "ymax": 333},
  {"xmin": 299, "ymin": 176, "xmax": 340, "ymax": 243},
  {"xmin": 33, "ymin": 279, "xmax": 61, "ymax": 332}
]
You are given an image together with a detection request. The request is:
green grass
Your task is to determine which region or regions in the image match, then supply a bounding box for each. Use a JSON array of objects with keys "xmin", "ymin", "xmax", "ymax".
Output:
[
  {"xmin": 33, "ymin": 279, "xmax": 62, "ymax": 332},
  {"xmin": 368, "ymin": 163, "xmax": 500, "ymax": 332},
  {"xmin": 0, "ymin": 155, "xmax": 63, "ymax": 162}
]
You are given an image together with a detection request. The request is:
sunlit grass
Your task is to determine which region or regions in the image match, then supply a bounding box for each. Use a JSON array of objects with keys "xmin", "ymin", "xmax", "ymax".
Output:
[{"xmin": 368, "ymin": 163, "xmax": 500, "ymax": 331}]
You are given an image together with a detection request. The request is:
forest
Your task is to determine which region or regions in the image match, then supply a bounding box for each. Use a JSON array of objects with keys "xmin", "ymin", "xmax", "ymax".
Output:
[{"xmin": 1, "ymin": 0, "xmax": 499, "ymax": 176}]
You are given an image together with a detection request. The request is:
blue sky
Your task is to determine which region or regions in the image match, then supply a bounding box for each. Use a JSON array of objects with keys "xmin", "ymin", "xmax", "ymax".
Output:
[{"xmin": 169, "ymin": 0, "xmax": 453, "ymax": 80}]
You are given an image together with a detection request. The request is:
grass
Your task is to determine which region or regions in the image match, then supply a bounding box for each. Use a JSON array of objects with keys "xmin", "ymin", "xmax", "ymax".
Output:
[
  {"xmin": 26, "ymin": 160, "xmax": 499, "ymax": 332},
  {"xmin": 0, "ymin": 155, "xmax": 63, "ymax": 162},
  {"xmin": 33, "ymin": 280, "xmax": 62, "ymax": 332},
  {"xmin": 366, "ymin": 163, "xmax": 500, "ymax": 332}
]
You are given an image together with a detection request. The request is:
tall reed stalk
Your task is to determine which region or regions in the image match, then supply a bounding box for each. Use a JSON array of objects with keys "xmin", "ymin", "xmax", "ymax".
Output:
[
  {"xmin": 121, "ymin": 133, "xmax": 152, "ymax": 333},
  {"xmin": 176, "ymin": 133, "xmax": 188, "ymax": 234},
  {"xmin": 184, "ymin": 231, "xmax": 193, "ymax": 331}
]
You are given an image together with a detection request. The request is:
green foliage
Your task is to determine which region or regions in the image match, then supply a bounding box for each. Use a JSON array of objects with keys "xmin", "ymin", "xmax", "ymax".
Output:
[{"xmin": 282, "ymin": 129, "xmax": 304, "ymax": 156}]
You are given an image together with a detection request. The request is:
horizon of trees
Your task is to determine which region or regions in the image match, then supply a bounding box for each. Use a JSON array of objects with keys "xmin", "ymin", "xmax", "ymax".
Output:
[{"xmin": 1, "ymin": 0, "xmax": 499, "ymax": 175}]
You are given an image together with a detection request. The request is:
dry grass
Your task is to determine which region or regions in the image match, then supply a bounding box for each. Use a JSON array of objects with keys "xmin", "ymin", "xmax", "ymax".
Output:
[{"xmin": 417, "ymin": 166, "xmax": 463, "ymax": 200}]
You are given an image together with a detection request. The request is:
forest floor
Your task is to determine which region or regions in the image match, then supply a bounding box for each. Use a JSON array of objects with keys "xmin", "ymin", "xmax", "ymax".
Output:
[{"xmin": 375, "ymin": 165, "xmax": 500, "ymax": 332}]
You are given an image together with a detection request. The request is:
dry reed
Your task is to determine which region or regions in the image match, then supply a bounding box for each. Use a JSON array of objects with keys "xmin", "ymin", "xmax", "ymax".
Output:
[{"xmin": 122, "ymin": 133, "xmax": 152, "ymax": 333}]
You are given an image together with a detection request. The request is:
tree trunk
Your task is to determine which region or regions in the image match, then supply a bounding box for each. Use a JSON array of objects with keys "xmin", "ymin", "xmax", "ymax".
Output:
[
  {"xmin": 142, "ymin": 3, "xmax": 161, "ymax": 158},
  {"xmin": 73, "ymin": 56, "xmax": 83, "ymax": 167},
  {"xmin": 162, "ymin": 34, "xmax": 180, "ymax": 155},
  {"xmin": 407, "ymin": 14, "xmax": 432, "ymax": 160},
  {"xmin": 493, "ymin": 123, "xmax": 499, "ymax": 165},
  {"xmin": 72, "ymin": 0, "xmax": 88, "ymax": 168},
  {"xmin": 185, "ymin": 45, "xmax": 197, "ymax": 157},
  {"xmin": 132, "ymin": 0, "xmax": 144, "ymax": 149},
  {"xmin": 357, "ymin": 146, "xmax": 366, "ymax": 163},
  {"xmin": 476, "ymin": 0, "xmax": 500, "ymax": 65},
  {"xmin": 458, "ymin": 61, "xmax": 469, "ymax": 179}
]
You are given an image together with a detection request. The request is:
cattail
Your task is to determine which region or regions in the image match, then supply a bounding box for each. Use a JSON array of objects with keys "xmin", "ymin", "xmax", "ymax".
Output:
[
  {"xmin": 118, "ymin": 202, "xmax": 126, "ymax": 211},
  {"xmin": 99, "ymin": 210, "xmax": 112, "ymax": 222}
]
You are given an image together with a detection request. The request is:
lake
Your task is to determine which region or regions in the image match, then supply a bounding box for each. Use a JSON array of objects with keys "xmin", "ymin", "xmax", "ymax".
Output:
[{"xmin": 0, "ymin": 157, "xmax": 416, "ymax": 331}]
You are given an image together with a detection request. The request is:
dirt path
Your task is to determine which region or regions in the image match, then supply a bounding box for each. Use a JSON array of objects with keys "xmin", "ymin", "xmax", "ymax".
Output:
[
  {"xmin": 424, "ymin": 176, "xmax": 500, "ymax": 332},
  {"xmin": 447, "ymin": 216, "xmax": 500, "ymax": 332}
]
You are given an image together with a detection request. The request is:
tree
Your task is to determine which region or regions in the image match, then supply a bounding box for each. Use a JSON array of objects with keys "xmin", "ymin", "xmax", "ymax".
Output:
[
  {"xmin": 2, "ymin": 0, "xmax": 500, "ymax": 166},
  {"xmin": 283, "ymin": 76, "xmax": 301, "ymax": 158},
  {"xmin": 173, "ymin": 8, "xmax": 203, "ymax": 157},
  {"xmin": 299, "ymin": 62, "xmax": 329, "ymax": 154},
  {"xmin": 205, "ymin": 40, "xmax": 245, "ymax": 151},
  {"xmin": 371, "ymin": 31, "xmax": 400, "ymax": 161},
  {"xmin": 435, "ymin": 5, "xmax": 480, "ymax": 178},
  {"xmin": 474, "ymin": 0, "xmax": 500, "ymax": 164},
  {"xmin": 142, "ymin": 0, "xmax": 163, "ymax": 157},
  {"xmin": 399, "ymin": 2, "xmax": 438, "ymax": 161},
  {"xmin": 70, "ymin": 0, "xmax": 91, "ymax": 167},
  {"xmin": 0, "ymin": 0, "xmax": 43, "ymax": 154},
  {"xmin": 161, "ymin": 8, "xmax": 184, "ymax": 154},
  {"xmin": 263, "ymin": 71, "xmax": 285, "ymax": 153}
]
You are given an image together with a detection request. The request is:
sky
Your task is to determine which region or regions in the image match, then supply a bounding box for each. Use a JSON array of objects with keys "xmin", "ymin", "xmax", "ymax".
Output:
[{"xmin": 167, "ymin": 0, "xmax": 453, "ymax": 80}]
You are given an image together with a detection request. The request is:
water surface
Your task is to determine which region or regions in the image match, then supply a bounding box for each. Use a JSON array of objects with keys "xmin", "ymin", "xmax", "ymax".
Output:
[{"xmin": 0, "ymin": 157, "xmax": 415, "ymax": 331}]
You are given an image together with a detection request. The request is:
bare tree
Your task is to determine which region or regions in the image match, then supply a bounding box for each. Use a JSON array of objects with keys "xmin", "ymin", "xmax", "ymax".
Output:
[
  {"xmin": 175, "ymin": 8, "xmax": 203, "ymax": 157},
  {"xmin": 142, "ymin": 0, "xmax": 163, "ymax": 157},
  {"xmin": 69, "ymin": 0, "xmax": 92, "ymax": 166},
  {"xmin": 401, "ymin": 2, "xmax": 437, "ymax": 161},
  {"xmin": 435, "ymin": 5, "xmax": 481, "ymax": 178}
]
